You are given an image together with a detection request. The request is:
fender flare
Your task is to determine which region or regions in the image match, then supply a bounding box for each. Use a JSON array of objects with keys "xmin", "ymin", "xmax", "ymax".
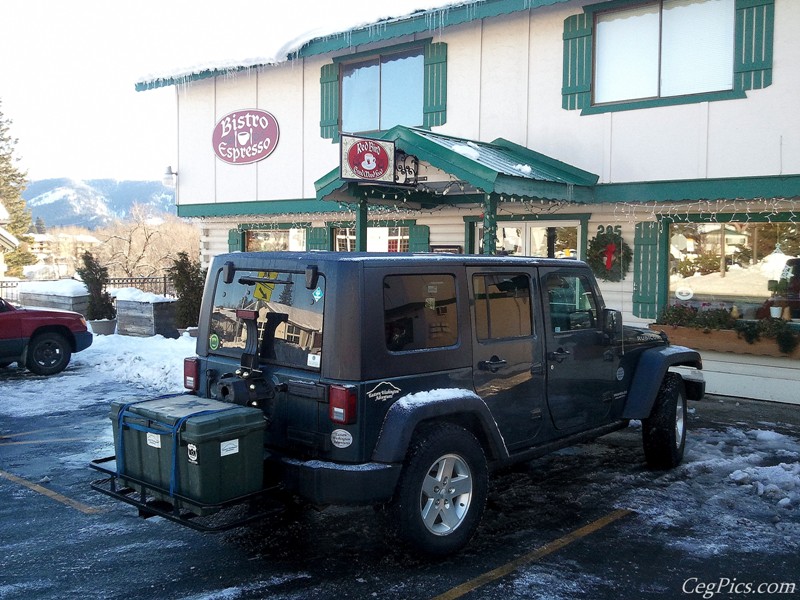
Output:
[
  {"xmin": 371, "ymin": 389, "xmax": 508, "ymax": 464},
  {"xmin": 623, "ymin": 345, "xmax": 704, "ymax": 420}
]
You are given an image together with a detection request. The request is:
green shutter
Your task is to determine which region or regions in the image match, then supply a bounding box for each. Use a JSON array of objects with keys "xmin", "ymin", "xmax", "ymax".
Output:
[
  {"xmin": 320, "ymin": 63, "xmax": 339, "ymax": 139},
  {"xmin": 562, "ymin": 14, "xmax": 592, "ymax": 111},
  {"xmin": 633, "ymin": 222, "xmax": 660, "ymax": 320},
  {"xmin": 423, "ymin": 42, "xmax": 447, "ymax": 127},
  {"xmin": 228, "ymin": 229, "xmax": 244, "ymax": 252},
  {"xmin": 307, "ymin": 227, "xmax": 330, "ymax": 250},
  {"xmin": 408, "ymin": 225, "xmax": 430, "ymax": 253},
  {"xmin": 734, "ymin": 0, "xmax": 774, "ymax": 91}
]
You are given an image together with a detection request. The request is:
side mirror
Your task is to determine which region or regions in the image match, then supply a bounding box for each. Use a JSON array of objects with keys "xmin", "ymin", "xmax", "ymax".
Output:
[{"xmin": 602, "ymin": 309, "xmax": 622, "ymax": 343}]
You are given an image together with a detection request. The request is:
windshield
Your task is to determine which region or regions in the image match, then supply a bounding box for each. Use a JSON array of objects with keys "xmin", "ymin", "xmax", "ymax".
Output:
[{"xmin": 208, "ymin": 269, "xmax": 325, "ymax": 370}]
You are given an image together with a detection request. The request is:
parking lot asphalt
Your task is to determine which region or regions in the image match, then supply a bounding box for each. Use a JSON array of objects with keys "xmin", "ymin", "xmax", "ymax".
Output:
[{"xmin": 1, "ymin": 390, "xmax": 798, "ymax": 599}]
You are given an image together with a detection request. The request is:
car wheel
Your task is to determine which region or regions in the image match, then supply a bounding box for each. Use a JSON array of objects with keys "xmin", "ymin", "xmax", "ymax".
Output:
[
  {"xmin": 26, "ymin": 332, "xmax": 72, "ymax": 376},
  {"xmin": 390, "ymin": 423, "xmax": 488, "ymax": 557},
  {"xmin": 642, "ymin": 373, "xmax": 687, "ymax": 469}
]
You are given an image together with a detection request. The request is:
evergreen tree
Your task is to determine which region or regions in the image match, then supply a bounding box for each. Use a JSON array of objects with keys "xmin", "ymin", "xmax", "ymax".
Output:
[
  {"xmin": 34, "ymin": 217, "xmax": 46, "ymax": 234},
  {"xmin": 0, "ymin": 100, "xmax": 36, "ymax": 276},
  {"xmin": 167, "ymin": 252, "xmax": 206, "ymax": 328}
]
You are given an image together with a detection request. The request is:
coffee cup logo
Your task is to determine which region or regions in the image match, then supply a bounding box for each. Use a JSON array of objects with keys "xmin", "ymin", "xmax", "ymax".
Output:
[{"xmin": 212, "ymin": 109, "xmax": 280, "ymax": 165}]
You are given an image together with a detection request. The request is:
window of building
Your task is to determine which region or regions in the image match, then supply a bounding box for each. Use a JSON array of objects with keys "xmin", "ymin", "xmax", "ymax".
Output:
[
  {"xmin": 562, "ymin": 0, "xmax": 774, "ymax": 112},
  {"xmin": 383, "ymin": 274, "xmax": 458, "ymax": 351},
  {"xmin": 245, "ymin": 229, "xmax": 306, "ymax": 252},
  {"xmin": 594, "ymin": 0, "xmax": 734, "ymax": 104},
  {"xmin": 473, "ymin": 273, "xmax": 533, "ymax": 340},
  {"xmin": 333, "ymin": 226, "xmax": 410, "ymax": 252},
  {"xmin": 667, "ymin": 221, "xmax": 800, "ymax": 318},
  {"xmin": 320, "ymin": 41, "xmax": 447, "ymax": 140},
  {"xmin": 341, "ymin": 48, "xmax": 424, "ymax": 133}
]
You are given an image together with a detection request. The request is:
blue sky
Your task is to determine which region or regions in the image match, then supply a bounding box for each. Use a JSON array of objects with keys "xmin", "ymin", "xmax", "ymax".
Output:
[{"xmin": 0, "ymin": 0, "xmax": 456, "ymax": 182}]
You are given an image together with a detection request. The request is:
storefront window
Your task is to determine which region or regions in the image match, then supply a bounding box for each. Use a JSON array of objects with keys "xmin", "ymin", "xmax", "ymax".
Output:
[
  {"xmin": 333, "ymin": 227, "xmax": 410, "ymax": 252},
  {"xmin": 668, "ymin": 222, "xmax": 800, "ymax": 318},
  {"xmin": 246, "ymin": 229, "xmax": 306, "ymax": 252},
  {"xmin": 477, "ymin": 223, "xmax": 580, "ymax": 258}
]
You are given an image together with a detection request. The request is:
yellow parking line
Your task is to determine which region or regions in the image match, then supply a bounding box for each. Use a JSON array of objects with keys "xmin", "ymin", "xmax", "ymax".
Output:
[
  {"xmin": 0, "ymin": 469, "xmax": 103, "ymax": 515},
  {"xmin": 433, "ymin": 508, "xmax": 633, "ymax": 600}
]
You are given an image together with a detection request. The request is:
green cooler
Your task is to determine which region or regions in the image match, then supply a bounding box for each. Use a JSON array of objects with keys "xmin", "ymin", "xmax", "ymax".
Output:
[{"xmin": 110, "ymin": 395, "xmax": 266, "ymax": 515}]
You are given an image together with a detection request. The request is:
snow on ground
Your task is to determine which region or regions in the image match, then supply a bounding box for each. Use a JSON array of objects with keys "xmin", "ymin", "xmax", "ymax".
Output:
[
  {"xmin": 0, "ymin": 332, "xmax": 195, "ymax": 418},
  {"xmin": 1, "ymin": 332, "xmax": 799, "ymax": 565}
]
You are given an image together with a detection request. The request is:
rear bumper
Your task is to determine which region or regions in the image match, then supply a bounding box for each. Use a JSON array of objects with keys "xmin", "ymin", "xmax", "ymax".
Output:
[
  {"xmin": 277, "ymin": 457, "xmax": 401, "ymax": 505},
  {"xmin": 74, "ymin": 331, "xmax": 93, "ymax": 353}
]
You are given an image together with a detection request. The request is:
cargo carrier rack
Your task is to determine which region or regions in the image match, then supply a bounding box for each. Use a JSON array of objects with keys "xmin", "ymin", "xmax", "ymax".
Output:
[{"xmin": 90, "ymin": 456, "xmax": 284, "ymax": 532}]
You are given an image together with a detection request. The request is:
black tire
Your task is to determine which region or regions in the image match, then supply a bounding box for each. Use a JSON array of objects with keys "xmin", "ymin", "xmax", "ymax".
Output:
[
  {"xmin": 390, "ymin": 423, "xmax": 488, "ymax": 557},
  {"xmin": 26, "ymin": 332, "xmax": 72, "ymax": 376},
  {"xmin": 642, "ymin": 373, "xmax": 687, "ymax": 469}
]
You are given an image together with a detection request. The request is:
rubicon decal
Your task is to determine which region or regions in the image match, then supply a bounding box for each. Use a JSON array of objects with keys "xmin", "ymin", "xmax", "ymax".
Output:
[{"xmin": 212, "ymin": 109, "xmax": 280, "ymax": 165}]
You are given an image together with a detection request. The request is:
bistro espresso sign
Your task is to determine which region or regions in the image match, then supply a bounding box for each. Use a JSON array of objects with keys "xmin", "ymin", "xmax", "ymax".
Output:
[{"xmin": 212, "ymin": 109, "xmax": 280, "ymax": 165}]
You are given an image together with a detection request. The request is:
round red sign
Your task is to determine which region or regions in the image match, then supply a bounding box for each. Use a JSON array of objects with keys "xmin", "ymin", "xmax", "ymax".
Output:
[
  {"xmin": 212, "ymin": 109, "xmax": 280, "ymax": 165},
  {"xmin": 347, "ymin": 139, "xmax": 390, "ymax": 180}
]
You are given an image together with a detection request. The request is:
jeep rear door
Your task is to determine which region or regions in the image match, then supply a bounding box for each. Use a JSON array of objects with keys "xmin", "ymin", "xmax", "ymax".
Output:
[
  {"xmin": 469, "ymin": 269, "xmax": 546, "ymax": 451},
  {"xmin": 540, "ymin": 268, "xmax": 618, "ymax": 430}
]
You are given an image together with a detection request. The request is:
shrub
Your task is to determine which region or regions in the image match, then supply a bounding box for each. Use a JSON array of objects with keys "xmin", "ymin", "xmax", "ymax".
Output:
[
  {"xmin": 76, "ymin": 251, "xmax": 116, "ymax": 320},
  {"xmin": 167, "ymin": 252, "xmax": 206, "ymax": 329}
]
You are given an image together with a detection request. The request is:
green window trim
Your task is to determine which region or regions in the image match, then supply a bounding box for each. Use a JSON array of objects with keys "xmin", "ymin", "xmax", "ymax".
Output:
[
  {"xmin": 320, "ymin": 40, "xmax": 447, "ymax": 140},
  {"xmin": 562, "ymin": 0, "xmax": 774, "ymax": 114}
]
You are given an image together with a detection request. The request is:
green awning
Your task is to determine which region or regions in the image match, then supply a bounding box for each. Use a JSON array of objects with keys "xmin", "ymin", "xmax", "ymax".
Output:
[{"xmin": 314, "ymin": 126, "xmax": 598, "ymax": 204}]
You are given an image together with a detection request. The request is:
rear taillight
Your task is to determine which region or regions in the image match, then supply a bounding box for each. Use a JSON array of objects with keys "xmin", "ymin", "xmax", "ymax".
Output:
[
  {"xmin": 184, "ymin": 357, "xmax": 199, "ymax": 392},
  {"xmin": 329, "ymin": 385, "xmax": 357, "ymax": 424}
]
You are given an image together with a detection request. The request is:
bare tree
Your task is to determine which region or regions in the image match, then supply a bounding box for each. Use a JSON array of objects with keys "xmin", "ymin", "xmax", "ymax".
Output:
[{"xmin": 95, "ymin": 205, "xmax": 199, "ymax": 278}]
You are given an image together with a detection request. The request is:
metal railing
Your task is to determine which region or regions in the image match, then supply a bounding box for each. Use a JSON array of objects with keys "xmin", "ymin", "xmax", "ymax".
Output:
[
  {"xmin": 107, "ymin": 276, "xmax": 175, "ymax": 297},
  {"xmin": 0, "ymin": 276, "xmax": 176, "ymax": 302}
]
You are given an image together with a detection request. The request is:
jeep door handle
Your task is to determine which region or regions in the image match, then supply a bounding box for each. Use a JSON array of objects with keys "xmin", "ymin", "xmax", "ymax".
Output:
[
  {"xmin": 479, "ymin": 356, "xmax": 508, "ymax": 373},
  {"xmin": 547, "ymin": 348, "xmax": 571, "ymax": 363}
]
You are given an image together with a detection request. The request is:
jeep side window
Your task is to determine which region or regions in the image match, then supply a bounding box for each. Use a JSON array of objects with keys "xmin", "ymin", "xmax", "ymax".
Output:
[
  {"xmin": 383, "ymin": 274, "xmax": 458, "ymax": 352},
  {"xmin": 473, "ymin": 273, "xmax": 533, "ymax": 340},
  {"xmin": 546, "ymin": 273, "xmax": 598, "ymax": 333}
]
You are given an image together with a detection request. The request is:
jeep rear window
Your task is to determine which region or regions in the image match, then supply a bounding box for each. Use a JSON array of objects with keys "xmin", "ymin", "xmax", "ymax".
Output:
[
  {"xmin": 384, "ymin": 274, "xmax": 458, "ymax": 352},
  {"xmin": 208, "ymin": 269, "xmax": 324, "ymax": 370}
]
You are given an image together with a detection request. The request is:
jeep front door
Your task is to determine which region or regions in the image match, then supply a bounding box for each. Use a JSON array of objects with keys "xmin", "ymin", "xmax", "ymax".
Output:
[
  {"xmin": 470, "ymin": 270, "xmax": 546, "ymax": 451},
  {"xmin": 541, "ymin": 269, "xmax": 618, "ymax": 430}
]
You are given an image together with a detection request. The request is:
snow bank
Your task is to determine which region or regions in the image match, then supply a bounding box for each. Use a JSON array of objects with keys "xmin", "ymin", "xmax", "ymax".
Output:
[
  {"xmin": 16, "ymin": 279, "xmax": 88, "ymax": 297},
  {"xmin": 0, "ymin": 333, "xmax": 196, "ymax": 418},
  {"xmin": 111, "ymin": 287, "xmax": 173, "ymax": 303}
]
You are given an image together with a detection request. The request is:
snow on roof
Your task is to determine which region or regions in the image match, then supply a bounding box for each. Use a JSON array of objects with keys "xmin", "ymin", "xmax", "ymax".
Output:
[{"xmin": 135, "ymin": 1, "xmax": 471, "ymax": 89}]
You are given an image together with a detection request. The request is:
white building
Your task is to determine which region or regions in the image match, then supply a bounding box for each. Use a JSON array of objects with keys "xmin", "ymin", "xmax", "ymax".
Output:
[
  {"xmin": 138, "ymin": 0, "xmax": 800, "ymax": 402},
  {"xmin": 0, "ymin": 201, "xmax": 20, "ymax": 279}
]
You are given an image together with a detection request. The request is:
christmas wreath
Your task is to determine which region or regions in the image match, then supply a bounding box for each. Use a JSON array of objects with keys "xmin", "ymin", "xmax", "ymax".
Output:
[{"xmin": 586, "ymin": 231, "xmax": 632, "ymax": 282}]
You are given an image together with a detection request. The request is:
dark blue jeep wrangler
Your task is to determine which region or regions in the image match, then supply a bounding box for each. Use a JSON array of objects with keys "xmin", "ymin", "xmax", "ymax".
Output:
[{"xmin": 92, "ymin": 252, "xmax": 704, "ymax": 556}]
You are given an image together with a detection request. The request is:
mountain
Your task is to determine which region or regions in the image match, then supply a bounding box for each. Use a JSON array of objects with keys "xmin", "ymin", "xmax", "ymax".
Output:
[{"xmin": 22, "ymin": 179, "xmax": 176, "ymax": 230}]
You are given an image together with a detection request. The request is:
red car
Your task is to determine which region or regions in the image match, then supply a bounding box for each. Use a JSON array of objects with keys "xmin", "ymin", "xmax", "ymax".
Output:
[{"xmin": 0, "ymin": 297, "xmax": 93, "ymax": 375}]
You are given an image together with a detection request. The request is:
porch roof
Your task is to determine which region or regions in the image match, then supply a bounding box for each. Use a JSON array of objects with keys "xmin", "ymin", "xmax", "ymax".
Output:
[{"xmin": 314, "ymin": 126, "xmax": 598, "ymax": 205}]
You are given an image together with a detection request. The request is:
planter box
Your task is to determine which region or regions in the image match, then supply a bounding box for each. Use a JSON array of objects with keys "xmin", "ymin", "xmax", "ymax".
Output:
[
  {"xmin": 649, "ymin": 324, "xmax": 800, "ymax": 359},
  {"xmin": 89, "ymin": 319, "xmax": 117, "ymax": 336},
  {"xmin": 19, "ymin": 292, "xmax": 89, "ymax": 317},
  {"xmin": 117, "ymin": 300, "xmax": 178, "ymax": 338}
]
